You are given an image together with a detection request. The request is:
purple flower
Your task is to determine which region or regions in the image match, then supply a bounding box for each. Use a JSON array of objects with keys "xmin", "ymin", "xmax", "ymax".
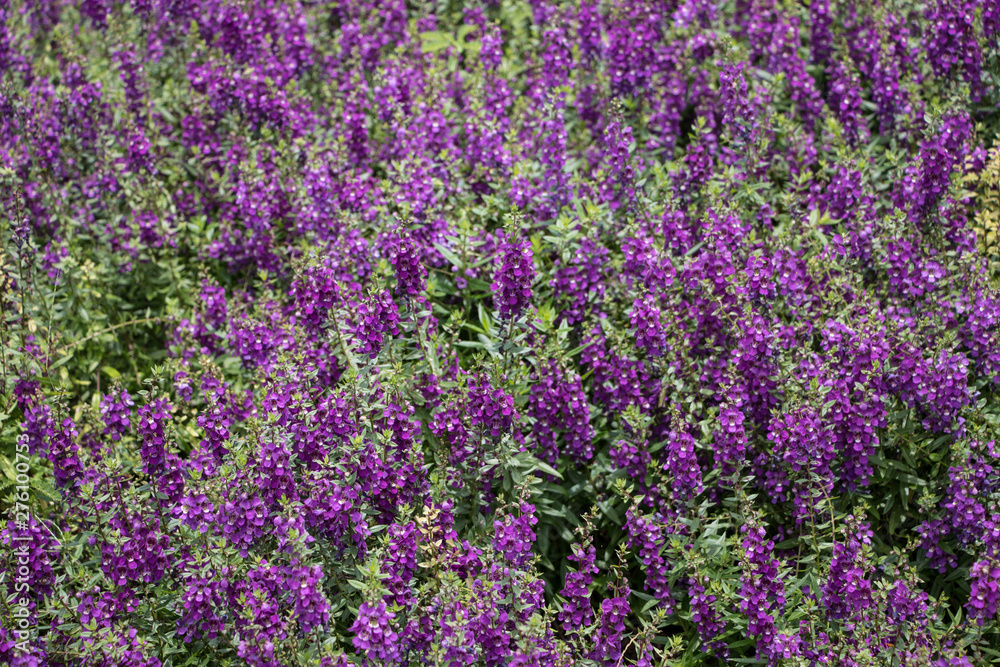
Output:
[
  {"xmin": 493, "ymin": 501, "xmax": 538, "ymax": 568},
  {"xmin": 352, "ymin": 290, "xmax": 400, "ymax": 358},
  {"xmin": 386, "ymin": 230, "xmax": 426, "ymax": 297},
  {"xmin": 350, "ymin": 601, "xmax": 399, "ymax": 662},
  {"xmin": 492, "ymin": 233, "xmax": 535, "ymax": 320},
  {"xmin": 137, "ymin": 398, "xmax": 171, "ymax": 475},
  {"xmin": 630, "ymin": 295, "xmax": 667, "ymax": 357},
  {"xmin": 101, "ymin": 388, "xmax": 134, "ymax": 442},
  {"xmin": 559, "ymin": 542, "xmax": 597, "ymax": 632},
  {"xmin": 468, "ymin": 374, "xmax": 518, "ymax": 438}
]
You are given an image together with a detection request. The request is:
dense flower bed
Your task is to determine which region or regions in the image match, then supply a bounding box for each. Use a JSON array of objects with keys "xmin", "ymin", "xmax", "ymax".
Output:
[{"xmin": 1, "ymin": 0, "xmax": 1000, "ymax": 665}]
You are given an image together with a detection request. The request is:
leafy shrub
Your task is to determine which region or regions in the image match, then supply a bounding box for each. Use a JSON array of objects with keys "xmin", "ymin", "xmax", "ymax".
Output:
[{"xmin": 1, "ymin": 0, "xmax": 1000, "ymax": 665}]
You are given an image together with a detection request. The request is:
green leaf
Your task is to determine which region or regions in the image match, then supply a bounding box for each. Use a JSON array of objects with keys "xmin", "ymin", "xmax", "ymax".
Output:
[
  {"xmin": 529, "ymin": 458, "xmax": 563, "ymax": 480},
  {"xmin": 0, "ymin": 455, "xmax": 15, "ymax": 482},
  {"xmin": 50, "ymin": 353, "xmax": 74, "ymax": 370},
  {"xmin": 432, "ymin": 242, "xmax": 463, "ymax": 268},
  {"xmin": 419, "ymin": 31, "xmax": 453, "ymax": 53}
]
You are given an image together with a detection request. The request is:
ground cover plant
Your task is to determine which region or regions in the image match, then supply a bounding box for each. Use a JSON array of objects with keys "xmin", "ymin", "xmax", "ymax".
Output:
[{"xmin": 2, "ymin": 0, "xmax": 1000, "ymax": 665}]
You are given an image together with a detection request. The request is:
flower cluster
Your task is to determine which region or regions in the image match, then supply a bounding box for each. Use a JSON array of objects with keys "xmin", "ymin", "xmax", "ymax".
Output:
[
  {"xmin": 352, "ymin": 290, "xmax": 400, "ymax": 358},
  {"xmin": 350, "ymin": 601, "xmax": 400, "ymax": 663},
  {"xmin": 100, "ymin": 389, "xmax": 134, "ymax": 442},
  {"xmin": 739, "ymin": 522, "xmax": 785, "ymax": 649},
  {"xmin": 386, "ymin": 230, "xmax": 426, "ymax": 298},
  {"xmin": 137, "ymin": 398, "xmax": 171, "ymax": 476},
  {"xmin": 527, "ymin": 363, "xmax": 594, "ymax": 463},
  {"xmin": 492, "ymin": 233, "xmax": 535, "ymax": 320},
  {"xmin": 629, "ymin": 294, "xmax": 667, "ymax": 357},
  {"xmin": 467, "ymin": 374, "xmax": 518, "ymax": 439},
  {"xmin": 493, "ymin": 502, "xmax": 538, "ymax": 568},
  {"xmin": 559, "ymin": 541, "xmax": 597, "ymax": 632}
]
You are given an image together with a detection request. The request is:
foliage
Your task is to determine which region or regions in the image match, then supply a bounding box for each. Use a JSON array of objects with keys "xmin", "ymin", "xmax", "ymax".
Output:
[{"xmin": 1, "ymin": 0, "xmax": 1000, "ymax": 665}]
